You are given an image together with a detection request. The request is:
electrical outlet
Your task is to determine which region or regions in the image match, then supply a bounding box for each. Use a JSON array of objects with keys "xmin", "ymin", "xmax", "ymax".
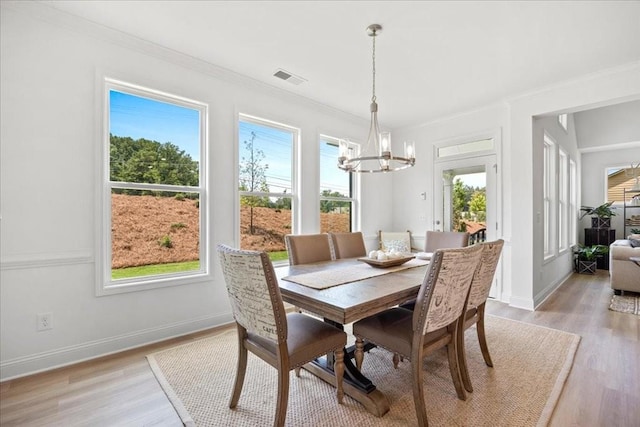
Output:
[{"xmin": 37, "ymin": 312, "xmax": 53, "ymax": 331}]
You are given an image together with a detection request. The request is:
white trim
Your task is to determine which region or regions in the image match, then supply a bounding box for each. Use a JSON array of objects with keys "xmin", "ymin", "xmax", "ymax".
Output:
[
  {"xmin": 0, "ymin": 313, "xmax": 233, "ymax": 382},
  {"xmin": 578, "ymin": 140, "xmax": 640, "ymax": 153},
  {"xmin": 0, "ymin": 251, "xmax": 93, "ymax": 270}
]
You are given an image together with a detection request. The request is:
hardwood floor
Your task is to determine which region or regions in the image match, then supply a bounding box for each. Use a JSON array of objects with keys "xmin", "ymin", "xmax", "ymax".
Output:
[{"xmin": 1, "ymin": 271, "xmax": 638, "ymax": 426}]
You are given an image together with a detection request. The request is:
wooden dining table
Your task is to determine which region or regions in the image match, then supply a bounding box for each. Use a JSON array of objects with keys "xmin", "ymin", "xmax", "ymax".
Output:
[{"xmin": 276, "ymin": 257, "xmax": 429, "ymax": 417}]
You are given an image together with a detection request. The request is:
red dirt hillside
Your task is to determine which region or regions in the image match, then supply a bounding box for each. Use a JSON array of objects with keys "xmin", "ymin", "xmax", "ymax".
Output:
[{"xmin": 112, "ymin": 194, "xmax": 349, "ymax": 268}]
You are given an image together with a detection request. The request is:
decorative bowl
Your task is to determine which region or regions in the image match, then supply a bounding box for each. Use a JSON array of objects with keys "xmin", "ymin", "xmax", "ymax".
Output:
[{"xmin": 357, "ymin": 255, "xmax": 415, "ymax": 268}]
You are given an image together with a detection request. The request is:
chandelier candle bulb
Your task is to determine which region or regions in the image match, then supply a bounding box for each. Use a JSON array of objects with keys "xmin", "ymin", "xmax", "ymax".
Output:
[{"xmin": 380, "ymin": 131, "xmax": 392, "ymax": 157}]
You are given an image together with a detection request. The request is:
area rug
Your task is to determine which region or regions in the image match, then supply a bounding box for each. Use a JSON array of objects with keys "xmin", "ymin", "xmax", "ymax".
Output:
[
  {"xmin": 609, "ymin": 294, "xmax": 640, "ymax": 315},
  {"xmin": 147, "ymin": 316, "xmax": 580, "ymax": 426}
]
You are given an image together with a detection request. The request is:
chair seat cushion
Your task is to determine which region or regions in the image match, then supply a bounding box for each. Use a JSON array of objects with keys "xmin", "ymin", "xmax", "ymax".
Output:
[
  {"xmin": 353, "ymin": 308, "xmax": 414, "ymax": 356},
  {"xmin": 250, "ymin": 313, "xmax": 347, "ymax": 368},
  {"xmin": 353, "ymin": 308, "xmax": 450, "ymax": 358}
]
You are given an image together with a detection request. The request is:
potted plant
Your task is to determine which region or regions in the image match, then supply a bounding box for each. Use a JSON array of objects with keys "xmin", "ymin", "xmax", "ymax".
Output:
[
  {"xmin": 573, "ymin": 244, "xmax": 609, "ymax": 274},
  {"xmin": 579, "ymin": 202, "xmax": 617, "ymax": 229}
]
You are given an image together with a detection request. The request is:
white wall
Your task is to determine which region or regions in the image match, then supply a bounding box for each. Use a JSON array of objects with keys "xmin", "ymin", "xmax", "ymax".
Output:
[
  {"xmin": 0, "ymin": 4, "xmax": 389, "ymax": 380},
  {"xmin": 574, "ymin": 100, "xmax": 640, "ymax": 149},
  {"xmin": 507, "ymin": 63, "xmax": 640, "ymax": 309},
  {"xmin": 580, "ymin": 147, "xmax": 640, "ymax": 239},
  {"xmin": 531, "ymin": 115, "xmax": 579, "ymax": 305}
]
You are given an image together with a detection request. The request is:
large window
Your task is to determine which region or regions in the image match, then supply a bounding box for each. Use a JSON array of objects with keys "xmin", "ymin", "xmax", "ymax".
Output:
[
  {"xmin": 238, "ymin": 115, "xmax": 297, "ymax": 263},
  {"xmin": 319, "ymin": 136, "xmax": 356, "ymax": 233},
  {"xmin": 558, "ymin": 149, "xmax": 569, "ymax": 252},
  {"xmin": 100, "ymin": 79, "xmax": 207, "ymax": 294},
  {"xmin": 569, "ymin": 159, "xmax": 577, "ymax": 247},
  {"xmin": 543, "ymin": 134, "xmax": 556, "ymax": 259}
]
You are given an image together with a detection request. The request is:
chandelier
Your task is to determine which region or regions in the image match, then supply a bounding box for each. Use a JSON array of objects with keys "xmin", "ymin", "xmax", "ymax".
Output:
[{"xmin": 338, "ymin": 24, "xmax": 416, "ymax": 173}]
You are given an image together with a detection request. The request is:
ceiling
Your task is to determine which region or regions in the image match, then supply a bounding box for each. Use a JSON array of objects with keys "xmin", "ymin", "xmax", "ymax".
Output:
[{"xmin": 43, "ymin": 1, "xmax": 640, "ymax": 129}]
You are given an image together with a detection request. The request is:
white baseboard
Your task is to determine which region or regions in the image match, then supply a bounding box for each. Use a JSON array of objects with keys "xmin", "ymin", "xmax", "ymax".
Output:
[{"xmin": 0, "ymin": 312, "xmax": 234, "ymax": 381}]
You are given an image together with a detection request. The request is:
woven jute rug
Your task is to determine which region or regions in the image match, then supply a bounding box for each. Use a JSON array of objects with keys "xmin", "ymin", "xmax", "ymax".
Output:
[
  {"xmin": 147, "ymin": 316, "xmax": 580, "ymax": 426},
  {"xmin": 609, "ymin": 294, "xmax": 640, "ymax": 315}
]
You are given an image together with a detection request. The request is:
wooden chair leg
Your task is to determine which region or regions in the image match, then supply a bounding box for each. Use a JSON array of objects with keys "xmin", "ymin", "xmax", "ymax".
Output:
[
  {"xmin": 446, "ymin": 323, "xmax": 467, "ymax": 401},
  {"xmin": 476, "ymin": 303, "xmax": 494, "ymax": 367},
  {"xmin": 354, "ymin": 337, "xmax": 364, "ymax": 371},
  {"xmin": 274, "ymin": 365, "xmax": 290, "ymax": 427},
  {"xmin": 411, "ymin": 348, "xmax": 429, "ymax": 427},
  {"xmin": 334, "ymin": 348, "xmax": 345, "ymax": 404},
  {"xmin": 294, "ymin": 367, "xmax": 301, "ymax": 377},
  {"xmin": 229, "ymin": 331, "xmax": 248, "ymax": 408},
  {"xmin": 458, "ymin": 318, "xmax": 473, "ymax": 393}
]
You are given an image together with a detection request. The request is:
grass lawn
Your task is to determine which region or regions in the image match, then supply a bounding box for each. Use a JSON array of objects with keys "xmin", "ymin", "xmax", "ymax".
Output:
[{"xmin": 112, "ymin": 251, "xmax": 289, "ymax": 279}]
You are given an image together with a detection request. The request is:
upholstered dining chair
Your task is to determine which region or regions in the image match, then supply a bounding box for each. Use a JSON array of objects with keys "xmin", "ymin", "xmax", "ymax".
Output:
[
  {"xmin": 217, "ymin": 244, "xmax": 347, "ymax": 427},
  {"xmin": 457, "ymin": 239, "xmax": 504, "ymax": 393},
  {"xmin": 353, "ymin": 245, "xmax": 483, "ymax": 427},
  {"xmin": 424, "ymin": 230, "xmax": 469, "ymax": 252},
  {"xmin": 378, "ymin": 230, "xmax": 412, "ymax": 252},
  {"xmin": 329, "ymin": 231, "xmax": 367, "ymax": 259},
  {"xmin": 285, "ymin": 233, "xmax": 333, "ymax": 265}
]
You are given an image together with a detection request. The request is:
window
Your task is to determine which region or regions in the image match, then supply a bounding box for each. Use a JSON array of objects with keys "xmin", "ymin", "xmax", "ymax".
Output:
[
  {"xmin": 238, "ymin": 115, "xmax": 297, "ymax": 263},
  {"xmin": 543, "ymin": 134, "xmax": 556, "ymax": 259},
  {"xmin": 437, "ymin": 138, "xmax": 494, "ymax": 159},
  {"xmin": 569, "ymin": 159, "xmax": 577, "ymax": 247},
  {"xmin": 558, "ymin": 114, "xmax": 568, "ymax": 132},
  {"xmin": 100, "ymin": 79, "xmax": 207, "ymax": 295},
  {"xmin": 319, "ymin": 136, "xmax": 357, "ymax": 232},
  {"xmin": 558, "ymin": 149, "xmax": 568, "ymax": 252}
]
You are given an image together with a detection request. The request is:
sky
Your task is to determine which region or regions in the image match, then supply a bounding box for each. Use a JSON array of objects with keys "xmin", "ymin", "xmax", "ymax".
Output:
[
  {"xmin": 110, "ymin": 89, "xmax": 425, "ymax": 198},
  {"xmin": 110, "ymin": 90, "xmax": 201, "ymax": 161}
]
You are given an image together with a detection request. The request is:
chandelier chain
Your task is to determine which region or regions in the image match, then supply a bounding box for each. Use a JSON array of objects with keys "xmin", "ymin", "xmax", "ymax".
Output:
[{"xmin": 371, "ymin": 28, "xmax": 376, "ymax": 102}]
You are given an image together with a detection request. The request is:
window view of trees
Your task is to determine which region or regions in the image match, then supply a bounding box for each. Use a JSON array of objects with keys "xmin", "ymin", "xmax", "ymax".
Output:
[
  {"xmin": 320, "ymin": 138, "xmax": 354, "ymax": 233},
  {"xmin": 238, "ymin": 117, "xmax": 294, "ymax": 261},
  {"xmin": 452, "ymin": 177, "xmax": 486, "ymax": 233},
  {"xmin": 106, "ymin": 84, "xmax": 204, "ymax": 287}
]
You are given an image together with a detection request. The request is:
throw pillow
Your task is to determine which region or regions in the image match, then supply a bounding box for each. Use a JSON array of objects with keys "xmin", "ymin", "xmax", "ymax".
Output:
[{"xmin": 629, "ymin": 239, "xmax": 640, "ymax": 248}]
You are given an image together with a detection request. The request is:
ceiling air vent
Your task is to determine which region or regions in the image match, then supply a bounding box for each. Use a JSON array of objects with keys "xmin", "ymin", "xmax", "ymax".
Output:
[{"xmin": 273, "ymin": 69, "xmax": 307, "ymax": 85}]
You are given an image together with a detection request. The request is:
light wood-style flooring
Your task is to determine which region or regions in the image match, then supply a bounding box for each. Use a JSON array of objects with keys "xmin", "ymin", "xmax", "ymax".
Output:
[{"xmin": 1, "ymin": 271, "xmax": 638, "ymax": 426}]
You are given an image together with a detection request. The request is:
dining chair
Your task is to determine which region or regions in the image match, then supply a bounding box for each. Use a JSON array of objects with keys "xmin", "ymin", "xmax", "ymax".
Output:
[
  {"xmin": 329, "ymin": 231, "xmax": 367, "ymax": 259},
  {"xmin": 352, "ymin": 244, "xmax": 483, "ymax": 427},
  {"xmin": 217, "ymin": 244, "xmax": 347, "ymax": 427},
  {"xmin": 424, "ymin": 230, "xmax": 469, "ymax": 252},
  {"xmin": 284, "ymin": 233, "xmax": 333, "ymax": 265},
  {"xmin": 378, "ymin": 230, "xmax": 412, "ymax": 252},
  {"xmin": 457, "ymin": 239, "xmax": 504, "ymax": 393}
]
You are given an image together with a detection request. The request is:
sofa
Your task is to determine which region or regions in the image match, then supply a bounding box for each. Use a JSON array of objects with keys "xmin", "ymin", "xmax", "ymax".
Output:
[{"xmin": 609, "ymin": 234, "xmax": 640, "ymax": 294}]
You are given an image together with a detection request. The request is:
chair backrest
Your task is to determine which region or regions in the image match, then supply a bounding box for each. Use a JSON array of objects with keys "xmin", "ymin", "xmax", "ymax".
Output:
[
  {"xmin": 424, "ymin": 230, "xmax": 469, "ymax": 252},
  {"xmin": 412, "ymin": 244, "xmax": 483, "ymax": 335},
  {"xmin": 378, "ymin": 230, "xmax": 412, "ymax": 252},
  {"xmin": 329, "ymin": 232, "xmax": 367, "ymax": 259},
  {"xmin": 284, "ymin": 233, "xmax": 333, "ymax": 265},
  {"xmin": 217, "ymin": 244, "xmax": 287, "ymax": 343},
  {"xmin": 467, "ymin": 239, "xmax": 504, "ymax": 308}
]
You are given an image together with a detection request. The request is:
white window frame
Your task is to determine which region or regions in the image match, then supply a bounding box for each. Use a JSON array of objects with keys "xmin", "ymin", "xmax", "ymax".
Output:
[
  {"xmin": 97, "ymin": 78, "xmax": 209, "ymax": 296},
  {"xmin": 543, "ymin": 133, "xmax": 556, "ymax": 260},
  {"xmin": 569, "ymin": 159, "xmax": 577, "ymax": 247},
  {"xmin": 319, "ymin": 135, "xmax": 359, "ymax": 231},
  {"xmin": 558, "ymin": 149, "xmax": 569, "ymax": 253},
  {"xmin": 237, "ymin": 114, "xmax": 299, "ymax": 260},
  {"xmin": 558, "ymin": 114, "xmax": 568, "ymax": 132}
]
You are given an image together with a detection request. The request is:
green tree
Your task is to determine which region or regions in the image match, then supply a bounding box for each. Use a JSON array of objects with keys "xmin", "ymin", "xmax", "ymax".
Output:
[
  {"xmin": 320, "ymin": 190, "xmax": 349, "ymax": 213},
  {"xmin": 469, "ymin": 190, "xmax": 487, "ymax": 222},
  {"xmin": 239, "ymin": 132, "xmax": 270, "ymax": 234},
  {"xmin": 110, "ymin": 134, "xmax": 199, "ymax": 195},
  {"xmin": 452, "ymin": 178, "xmax": 467, "ymax": 231}
]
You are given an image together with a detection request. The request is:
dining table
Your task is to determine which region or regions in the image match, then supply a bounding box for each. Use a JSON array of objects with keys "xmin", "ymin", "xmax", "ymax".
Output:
[{"xmin": 276, "ymin": 256, "xmax": 429, "ymax": 417}]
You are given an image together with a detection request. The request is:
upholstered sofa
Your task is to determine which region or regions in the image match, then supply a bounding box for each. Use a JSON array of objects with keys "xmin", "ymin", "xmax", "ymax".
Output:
[{"xmin": 609, "ymin": 234, "xmax": 640, "ymax": 294}]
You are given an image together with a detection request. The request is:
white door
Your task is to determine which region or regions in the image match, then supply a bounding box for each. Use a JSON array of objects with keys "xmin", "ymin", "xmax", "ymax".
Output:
[{"xmin": 434, "ymin": 154, "xmax": 501, "ymax": 297}]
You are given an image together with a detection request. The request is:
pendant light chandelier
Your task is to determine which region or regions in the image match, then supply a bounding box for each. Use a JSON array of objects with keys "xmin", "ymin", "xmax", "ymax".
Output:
[{"xmin": 338, "ymin": 24, "xmax": 415, "ymax": 173}]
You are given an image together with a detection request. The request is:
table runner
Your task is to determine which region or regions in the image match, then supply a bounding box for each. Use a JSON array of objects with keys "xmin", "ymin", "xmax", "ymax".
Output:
[{"xmin": 282, "ymin": 258, "xmax": 429, "ymax": 290}]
